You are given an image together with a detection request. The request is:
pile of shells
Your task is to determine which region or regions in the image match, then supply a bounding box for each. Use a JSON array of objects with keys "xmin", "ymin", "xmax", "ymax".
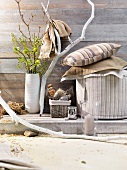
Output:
[{"xmin": 46, "ymin": 84, "xmax": 72, "ymax": 101}]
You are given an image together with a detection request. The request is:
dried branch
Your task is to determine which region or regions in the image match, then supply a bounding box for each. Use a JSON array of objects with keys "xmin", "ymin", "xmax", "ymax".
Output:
[
  {"xmin": 15, "ymin": 0, "xmax": 37, "ymax": 42},
  {"xmin": 38, "ymin": 25, "xmax": 41, "ymax": 37},
  {"xmin": 18, "ymin": 24, "xmax": 28, "ymax": 39},
  {"xmin": 46, "ymin": 0, "xmax": 50, "ymax": 11},
  {"xmin": 81, "ymin": 0, "xmax": 95, "ymax": 39},
  {"xmin": 28, "ymin": 13, "xmax": 36, "ymax": 25},
  {"xmin": 39, "ymin": 0, "xmax": 95, "ymax": 116},
  {"xmin": 40, "ymin": 2, "xmax": 61, "ymax": 54},
  {"xmin": 2, "ymin": 0, "xmax": 127, "ymax": 142},
  {"xmin": 1, "ymin": 0, "xmax": 104, "ymax": 140},
  {"xmin": 15, "ymin": 0, "xmax": 28, "ymax": 26},
  {"xmin": 1, "ymin": 95, "xmax": 127, "ymax": 142},
  {"xmin": 41, "ymin": 2, "xmax": 52, "ymax": 23}
]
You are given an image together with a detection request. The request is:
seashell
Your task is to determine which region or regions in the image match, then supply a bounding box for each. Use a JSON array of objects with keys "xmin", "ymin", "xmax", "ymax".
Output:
[
  {"xmin": 60, "ymin": 94, "xmax": 71, "ymax": 101},
  {"xmin": 46, "ymin": 84, "xmax": 56, "ymax": 99},
  {"xmin": 54, "ymin": 88, "xmax": 66, "ymax": 100}
]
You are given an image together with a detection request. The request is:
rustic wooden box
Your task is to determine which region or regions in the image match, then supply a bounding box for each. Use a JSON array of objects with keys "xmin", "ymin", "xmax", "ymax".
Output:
[
  {"xmin": 76, "ymin": 75, "xmax": 127, "ymax": 119},
  {"xmin": 49, "ymin": 99, "xmax": 71, "ymax": 118}
]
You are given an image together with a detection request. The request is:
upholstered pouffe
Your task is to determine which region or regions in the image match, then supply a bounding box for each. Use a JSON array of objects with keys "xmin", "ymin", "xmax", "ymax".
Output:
[{"xmin": 76, "ymin": 75, "xmax": 127, "ymax": 119}]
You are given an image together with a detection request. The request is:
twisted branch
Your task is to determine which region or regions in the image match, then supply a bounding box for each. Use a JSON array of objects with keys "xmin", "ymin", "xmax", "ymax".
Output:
[
  {"xmin": 2, "ymin": 1, "xmax": 117, "ymax": 142},
  {"xmin": 15, "ymin": 0, "xmax": 32, "ymax": 42},
  {"xmin": 1, "ymin": 95, "xmax": 127, "ymax": 142},
  {"xmin": 39, "ymin": 0, "xmax": 95, "ymax": 115},
  {"xmin": 1, "ymin": 1, "xmax": 127, "ymax": 141},
  {"xmin": 15, "ymin": 0, "xmax": 43, "ymax": 41}
]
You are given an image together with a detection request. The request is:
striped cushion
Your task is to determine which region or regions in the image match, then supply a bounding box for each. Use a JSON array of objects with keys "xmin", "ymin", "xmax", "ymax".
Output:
[{"xmin": 62, "ymin": 43, "xmax": 121, "ymax": 66}]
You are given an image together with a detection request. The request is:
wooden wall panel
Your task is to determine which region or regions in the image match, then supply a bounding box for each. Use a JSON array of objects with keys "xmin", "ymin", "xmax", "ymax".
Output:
[
  {"xmin": 0, "ymin": 60, "xmax": 75, "ymax": 113},
  {"xmin": 1, "ymin": 0, "xmax": 127, "ymax": 112},
  {"xmin": 0, "ymin": 74, "xmax": 25, "ymax": 102},
  {"xmin": 1, "ymin": 0, "xmax": 127, "ymax": 58}
]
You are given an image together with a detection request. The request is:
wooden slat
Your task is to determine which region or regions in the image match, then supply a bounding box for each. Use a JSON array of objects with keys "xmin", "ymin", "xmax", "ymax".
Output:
[
  {"xmin": 0, "ymin": 24, "xmax": 127, "ymax": 42},
  {"xmin": 2, "ymin": 8, "xmax": 127, "ymax": 25},
  {"xmin": 71, "ymin": 24, "xmax": 127, "ymax": 41},
  {"xmin": 1, "ymin": 0, "xmax": 127, "ymax": 112},
  {"xmin": 0, "ymin": 59, "xmax": 69, "ymax": 74},
  {"xmin": 0, "ymin": 74, "xmax": 25, "ymax": 89},
  {"xmin": 1, "ymin": 0, "xmax": 127, "ymax": 10},
  {"xmin": 0, "ymin": 73, "xmax": 25, "ymax": 102},
  {"xmin": 1, "ymin": 0, "xmax": 127, "ymax": 59},
  {"xmin": 0, "ymin": 0, "xmax": 96, "ymax": 10},
  {"xmin": 0, "ymin": 59, "xmax": 25, "ymax": 73},
  {"xmin": 0, "ymin": 72, "xmax": 75, "ymax": 113},
  {"xmin": 1, "ymin": 41, "xmax": 127, "ymax": 60},
  {"xmin": 1, "ymin": 89, "xmax": 24, "ymax": 103}
]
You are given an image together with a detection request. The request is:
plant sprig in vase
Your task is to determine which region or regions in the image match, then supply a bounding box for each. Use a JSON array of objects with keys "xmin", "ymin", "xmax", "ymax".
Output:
[
  {"xmin": 11, "ymin": 0, "xmax": 49, "ymax": 75},
  {"xmin": 12, "ymin": 33, "xmax": 43, "ymax": 74},
  {"xmin": 11, "ymin": 0, "xmax": 49, "ymax": 113}
]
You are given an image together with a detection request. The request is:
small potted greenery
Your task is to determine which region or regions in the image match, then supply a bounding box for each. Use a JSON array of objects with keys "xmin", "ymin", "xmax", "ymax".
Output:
[
  {"xmin": 11, "ymin": 0, "xmax": 48, "ymax": 113},
  {"xmin": 12, "ymin": 33, "xmax": 43, "ymax": 74},
  {"xmin": 11, "ymin": 34, "xmax": 46, "ymax": 113}
]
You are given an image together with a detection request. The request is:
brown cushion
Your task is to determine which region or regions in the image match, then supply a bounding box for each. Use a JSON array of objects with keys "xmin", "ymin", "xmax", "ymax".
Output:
[
  {"xmin": 62, "ymin": 43, "xmax": 121, "ymax": 66},
  {"xmin": 62, "ymin": 56, "xmax": 127, "ymax": 79}
]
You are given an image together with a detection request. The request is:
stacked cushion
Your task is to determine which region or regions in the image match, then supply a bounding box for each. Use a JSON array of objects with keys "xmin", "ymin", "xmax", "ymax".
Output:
[
  {"xmin": 62, "ymin": 56, "xmax": 127, "ymax": 80},
  {"xmin": 62, "ymin": 43, "xmax": 121, "ymax": 66}
]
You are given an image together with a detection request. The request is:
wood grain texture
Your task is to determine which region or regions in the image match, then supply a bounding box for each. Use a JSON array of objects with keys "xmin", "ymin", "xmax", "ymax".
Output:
[
  {"xmin": 1, "ymin": 0, "xmax": 127, "ymax": 59},
  {"xmin": 1, "ymin": 0, "xmax": 127, "ymax": 112},
  {"xmin": 0, "ymin": 72, "xmax": 75, "ymax": 113},
  {"xmin": 0, "ymin": 73, "xmax": 25, "ymax": 103}
]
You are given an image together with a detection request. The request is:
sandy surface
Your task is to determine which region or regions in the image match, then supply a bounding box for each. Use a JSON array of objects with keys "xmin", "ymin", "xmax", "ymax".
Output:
[{"xmin": 0, "ymin": 134, "xmax": 127, "ymax": 170}]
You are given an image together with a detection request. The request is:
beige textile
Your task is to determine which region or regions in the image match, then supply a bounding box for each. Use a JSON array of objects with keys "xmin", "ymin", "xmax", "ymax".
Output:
[
  {"xmin": 53, "ymin": 20, "xmax": 72, "ymax": 37},
  {"xmin": 39, "ymin": 20, "xmax": 72, "ymax": 59},
  {"xmin": 62, "ymin": 56, "xmax": 127, "ymax": 78}
]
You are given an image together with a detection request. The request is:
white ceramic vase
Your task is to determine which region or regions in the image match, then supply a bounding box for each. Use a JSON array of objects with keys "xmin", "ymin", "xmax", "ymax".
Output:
[{"xmin": 25, "ymin": 73, "xmax": 40, "ymax": 113}]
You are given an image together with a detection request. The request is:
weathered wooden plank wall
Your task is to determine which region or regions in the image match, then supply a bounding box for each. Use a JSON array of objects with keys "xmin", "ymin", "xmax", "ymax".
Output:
[{"xmin": 0, "ymin": 0, "xmax": 127, "ymax": 112}]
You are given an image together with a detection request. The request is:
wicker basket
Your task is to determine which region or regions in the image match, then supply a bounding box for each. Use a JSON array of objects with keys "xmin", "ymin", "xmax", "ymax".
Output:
[{"xmin": 49, "ymin": 99, "xmax": 71, "ymax": 118}]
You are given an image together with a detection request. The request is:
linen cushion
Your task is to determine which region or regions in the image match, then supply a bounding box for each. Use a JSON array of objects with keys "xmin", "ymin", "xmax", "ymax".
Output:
[
  {"xmin": 62, "ymin": 56, "xmax": 127, "ymax": 80},
  {"xmin": 62, "ymin": 43, "xmax": 121, "ymax": 66}
]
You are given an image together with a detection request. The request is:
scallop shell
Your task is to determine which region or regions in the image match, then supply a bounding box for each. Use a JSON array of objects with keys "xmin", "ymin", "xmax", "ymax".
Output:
[
  {"xmin": 60, "ymin": 94, "xmax": 71, "ymax": 101},
  {"xmin": 54, "ymin": 88, "xmax": 66, "ymax": 100}
]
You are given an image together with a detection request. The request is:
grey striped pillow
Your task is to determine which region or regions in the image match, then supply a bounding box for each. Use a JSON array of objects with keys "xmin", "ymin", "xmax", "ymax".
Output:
[{"xmin": 62, "ymin": 43, "xmax": 121, "ymax": 66}]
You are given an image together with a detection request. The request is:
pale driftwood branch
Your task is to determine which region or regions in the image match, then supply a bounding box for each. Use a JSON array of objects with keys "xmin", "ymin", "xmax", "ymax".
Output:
[
  {"xmin": 68, "ymin": 36, "xmax": 73, "ymax": 43},
  {"xmin": 1, "ymin": 0, "xmax": 95, "ymax": 138},
  {"xmin": 41, "ymin": 2, "xmax": 61, "ymax": 54},
  {"xmin": 3, "ymin": 1, "xmax": 123, "ymax": 142},
  {"xmin": 1, "ymin": 95, "xmax": 127, "ymax": 142},
  {"xmin": 41, "ymin": 2, "xmax": 52, "ymax": 22},
  {"xmin": 39, "ymin": 28, "xmax": 61, "ymax": 114},
  {"xmin": 46, "ymin": 0, "xmax": 50, "ymax": 11},
  {"xmin": 38, "ymin": 2, "xmax": 62, "ymax": 115},
  {"xmin": 39, "ymin": 0, "xmax": 95, "ymax": 115},
  {"xmin": 81, "ymin": 0, "xmax": 95, "ymax": 39}
]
